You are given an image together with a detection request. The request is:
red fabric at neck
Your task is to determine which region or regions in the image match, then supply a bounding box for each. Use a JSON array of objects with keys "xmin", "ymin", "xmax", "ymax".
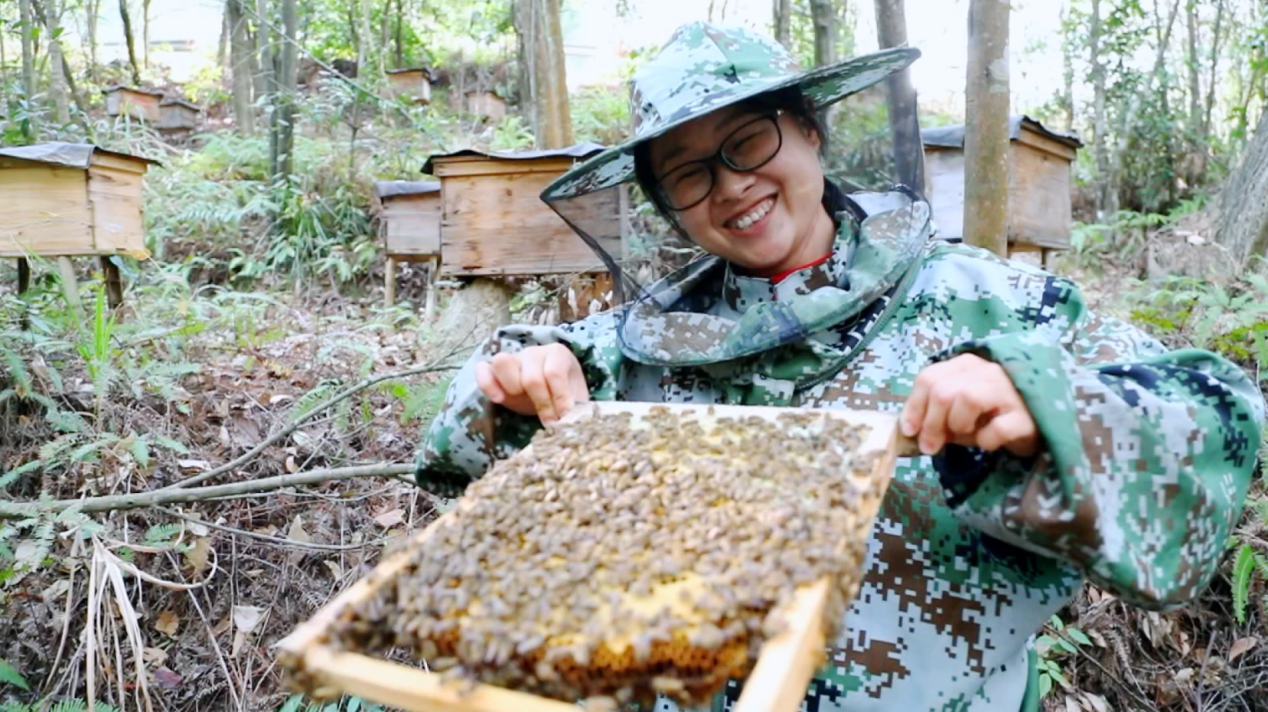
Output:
[{"xmin": 769, "ymin": 254, "xmax": 834, "ymax": 284}]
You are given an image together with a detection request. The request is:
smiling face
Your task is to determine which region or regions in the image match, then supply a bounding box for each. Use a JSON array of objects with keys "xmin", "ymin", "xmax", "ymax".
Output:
[{"xmin": 648, "ymin": 105, "xmax": 836, "ymax": 277}]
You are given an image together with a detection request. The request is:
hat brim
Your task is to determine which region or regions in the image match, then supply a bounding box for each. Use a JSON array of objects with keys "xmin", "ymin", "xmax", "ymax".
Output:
[{"xmin": 541, "ymin": 46, "xmax": 921, "ymax": 203}]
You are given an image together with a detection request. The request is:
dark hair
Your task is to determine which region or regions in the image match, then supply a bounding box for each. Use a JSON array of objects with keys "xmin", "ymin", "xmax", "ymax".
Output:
[{"xmin": 632, "ymin": 86, "xmax": 825, "ymax": 229}]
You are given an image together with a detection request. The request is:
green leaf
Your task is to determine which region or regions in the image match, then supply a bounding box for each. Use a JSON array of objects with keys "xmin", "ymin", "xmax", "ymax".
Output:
[
  {"xmin": 1039, "ymin": 672, "xmax": 1053, "ymax": 698},
  {"xmin": 1057, "ymin": 638, "xmax": 1078, "ymax": 654},
  {"xmin": 151, "ymin": 435, "xmax": 191, "ymax": 455},
  {"xmin": 129, "ymin": 438, "xmax": 152, "ymax": 468},
  {"xmin": 0, "ymin": 657, "xmax": 29, "ymax": 690},
  {"xmin": 1066, "ymin": 628, "xmax": 1093, "ymax": 647},
  {"xmin": 278, "ymin": 694, "xmax": 305, "ymax": 712},
  {"xmin": 1048, "ymin": 614, "xmax": 1064, "ymax": 631},
  {"xmin": 1233, "ymin": 544, "xmax": 1257, "ymax": 625}
]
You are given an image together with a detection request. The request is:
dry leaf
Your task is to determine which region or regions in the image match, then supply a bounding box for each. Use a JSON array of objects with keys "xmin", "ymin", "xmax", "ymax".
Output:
[
  {"xmin": 232, "ymin": 605, "xmax": 264, "ymax": 634},
  {"xmin": 155, "ymin": 609, "xmax": 180, "ymax": 636},
  {"xmin": 186, "ymin": 521, "xmax": 209, "ymax": 537},
  {"xmin": 322, "ymin": 559, "xmax": 343, "ymax": 580},
  {"xmin": 177, "ymin": 459, "xmax": 210, "ymax": 470},
  {"xmin": 143, "ymin": 647, "xmax": 169, "ymax": 666},
  {"xmin": 231, "ymin": 630, "xmax": 247, "ymax": 657},
  {"xmin": 1229, "ymin": 636, "xmax": 1258, "ymax": 663},
  {"xmin": 1174, "ymin": 667, "xmax": 1195, "ymax": 686},
  {"xmin": 185, "ymin": 537, "xmax": 212, "ymax": 575},
  {"xmin": 154, "ymin": 667, "xmax": 183, "ymax": 689},
  {"xmin": 1079, "ymin": 692, "xmax": 1110, "ymax": 712},
  {"xmin": 211, "ymin": 617, "xmax": 232, "ymax": 636},
  {"xmin": 287, "ymin": 516, "xmax": 311, "ymax": 545},
  {"xmin": 1063, "ymin": 696, "xmax": 1080, "ymax": 712},
  {"xmin": 284, "ymin": 455, "xmax": 298, "ymax": 473},
  {"xmin": 373, "ymin": 508, "xmax": 405, "ymax": 529}
]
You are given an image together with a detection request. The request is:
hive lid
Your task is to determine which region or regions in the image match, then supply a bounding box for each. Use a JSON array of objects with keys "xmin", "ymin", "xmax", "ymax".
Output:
[
  {"xmin": 386, "ymin": 66, "xmax": 435, "ymax": 79},
  {"xmin": 101, "ymin": 85, "xmax": 165, "ymax": 97},
  {"xmin": 920, "ymin": 115, "xmax": 1084, "ymax": 151},
  {"xmin": 160, "ymin": 98, "xmax": 202, "ymax": 110},
  {"xmin": 0, "ymin": 142, "xmax": 160, "ymax": 168},
  {"xmin": 374, "ymin": 180, "xmax": 441, "ymax": 199},
  {"xmin": 422, "ymin": 143, "xmax": 606, "ymax": 175}
]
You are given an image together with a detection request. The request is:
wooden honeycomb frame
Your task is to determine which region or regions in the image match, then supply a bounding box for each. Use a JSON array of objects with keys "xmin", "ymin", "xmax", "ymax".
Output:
[{"xmin": 278, "ymin": 402, "xmax": 906, "ymax": 712}]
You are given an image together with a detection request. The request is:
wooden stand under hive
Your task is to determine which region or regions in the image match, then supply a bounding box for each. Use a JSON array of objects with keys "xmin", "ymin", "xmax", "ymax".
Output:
[
  {"xmin": 279, "ymin": 402, "xmax": 903, "ymax": 712},
  {"xmin": 0, "ymin": 143, "xmax": 157, "ymax": 312}
]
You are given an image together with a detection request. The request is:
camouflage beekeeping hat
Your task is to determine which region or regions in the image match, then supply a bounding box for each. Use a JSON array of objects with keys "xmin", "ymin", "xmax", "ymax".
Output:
[{"xmin": 541, "ymin": 22, "xmax": 920, "ymax": 202}]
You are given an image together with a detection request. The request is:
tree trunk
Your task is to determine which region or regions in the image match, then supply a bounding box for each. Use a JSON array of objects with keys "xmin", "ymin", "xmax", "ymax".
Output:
[
  {"xmin": 0, "ymin": 18, "xmax": 7, "ymax": 108},
  {"xmin": 810, "ymin": 0, "xmax": 835, "ymax": 67},
  {"xmin": 1090, "ymin": 0, "xmax": 1109, "ymax": 217},
  {"xmin": 1185, "ymin": 0, "xmax": 1201, "ymax": 139},
  {"xmin": 86, "ymin": 0, "xmax": 100, "ymax": 79},
  {"xmin": 227, "ymin": 0, "xmax": 255, "ymax": 134},
  {"xmin": 19, "ymin": 0, "xmax": 36, "ymax": 112},
  {"xmin": 253, "ymin": 0, "xmax": 270, "ymax": 105},
  {"xmin": 774, "ymin": 0, "xmax": 792, "ymax": 48},
  {"xmin": 271, "ymin": 0, "xmax": 297, "ymax": 182},
  {"xmin": 962, "ymin": 0, "xmax": 1010, "ymax": 257},
  {"xmin": 431, "ymin": 279, "xmax": 512, "ymax": 368},
  {"xmin": 873, "ymin": 0, "xmax": 924, "ymax": 193},
  {"xmin": 119, "ymin": 0, "xmax": 141, "ymax": 84},
  {"xmin": 31, "ymin": 0, "xmax": 71, "ymax": 124},
  {"xmin": 516, "ymin": 0, "xmax": 572, "ymax": 149},
  {"xmin": 1216, "ymin": 107, "xmax": 1268, "ymax": 266},
  {"xmin": 142, "ymin": 0, "xmax": 150, "ymax": 68},
  {"xmin": 1202, "ymin": 0, "xmax": 1226, "ymax": 143},
  {"xmin": 394, "ymin": 0, "xmax": 404, "ymax": 68}
]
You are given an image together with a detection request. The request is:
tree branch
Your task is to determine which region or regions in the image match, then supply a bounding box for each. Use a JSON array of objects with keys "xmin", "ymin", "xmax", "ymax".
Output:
[
  {"xmin": 162, "ymin": 362, "xmax": 454, "ymax": 490},
  {"xmin": 0, "ymin": 462, "xmax": 415, "ymax": 519}
]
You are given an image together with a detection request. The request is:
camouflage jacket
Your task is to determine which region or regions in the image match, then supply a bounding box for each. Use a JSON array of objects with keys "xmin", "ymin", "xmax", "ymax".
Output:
[{"xmin": 414, "ymin": 193, "xmax": 1264, "ymax": 712}]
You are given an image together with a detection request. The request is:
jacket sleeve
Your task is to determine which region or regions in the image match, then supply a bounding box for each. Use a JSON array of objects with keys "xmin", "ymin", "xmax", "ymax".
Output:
[
  {"xmin": 413, "ymin": 313, "xmax": 626, "ymax": 497},
  {"xmin": 938, "ymin": 288, "xmax": 1264, "ymax": 610}
]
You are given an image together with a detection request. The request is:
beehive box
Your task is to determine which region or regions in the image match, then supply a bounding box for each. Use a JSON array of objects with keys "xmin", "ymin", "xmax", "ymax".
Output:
[
  {"xmin": 386, "ymin": 67, "xmax": 433, "ymax": 105},
  {"xmin": 423, "ymin": 144, "xmax": 625, "ymax": 278},
  {"xmin": 374, "ymin": 180, "xmax": 442, "ymax": 307},
  {"xmin": 279, "ymin": 401, "xmax": 903, "ymax": 712},
  {"xmin": 159, "ymin": 98, "xmax": 202, "ymax": 132},
  {"xmin": 463, "ymin": 91, "xmax": 506, "ymax": 121},
  {"xmin": 0, "ymin": 143, "xmax": 156, "ymax": 258},
  {"xmin": 102, "ymin": 85, "xmax": 163, "ymax": 123},
  {"xmin": 922, "ymin": 115, "xmax": 1083, "ymax": 264}
]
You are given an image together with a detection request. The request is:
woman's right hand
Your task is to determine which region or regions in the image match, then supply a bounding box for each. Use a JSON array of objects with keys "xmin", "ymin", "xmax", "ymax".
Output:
[{"xmin": 473, "ymin": 344, "xmax": 591, "ymax": 423}]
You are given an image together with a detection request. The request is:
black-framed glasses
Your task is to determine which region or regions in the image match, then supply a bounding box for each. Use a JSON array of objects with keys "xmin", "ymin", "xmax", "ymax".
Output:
[{"xmin": 654, "ymin": 110, "xmax": 785, "ymax": 211}]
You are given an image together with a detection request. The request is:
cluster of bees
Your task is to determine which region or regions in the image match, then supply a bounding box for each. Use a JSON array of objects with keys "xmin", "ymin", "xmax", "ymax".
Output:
[{"xmin": 325, "ymin": 406, "xmax": 885, "ymax": 708}]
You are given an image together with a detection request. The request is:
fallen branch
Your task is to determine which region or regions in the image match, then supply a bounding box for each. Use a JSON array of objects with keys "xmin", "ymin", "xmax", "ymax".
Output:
[
  {"xmin": 163, "ymin": 362, "xmax": 454, "ymax": 491},
  {"xmin": 154, "ymin": 506, "xmax": 402, "ymax": 551},
  {"xmin": 0, "ymin": 463, "xmax": 414, "ymax": 519}
]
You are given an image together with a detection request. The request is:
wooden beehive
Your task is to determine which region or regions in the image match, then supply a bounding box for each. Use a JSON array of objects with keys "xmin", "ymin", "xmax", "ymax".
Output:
[
  {"xmin": 463, "ymin": 91, "xmax": 507, "ymax": 121},
  {"xmin": 0, "ymin": 143, "xmax": 156, "ymax": 259},
  {"xmin": 385, "ymin": 67, "xmax": 433, "ymax": 105},
  {"xmin": 374, "ymin": 180, "xmax": 442, "ymax": 308},
  {"xmin": 922, "ymin": 116, "xmax": 1083, "ymax": 265},
  {"xmin": 423, "ymin": 144, "xmax": 624, "ymax": 277},
  {"xmin": 159, "ymin": 98, "xmax": 202, "ymax": 132},
  {"xmin": 102, "ymin": 85, "xmax": 163, "ymax": 123},
  {"xmin": 279, "ymin": 401, "xmax": 907, "ymax": 712}
]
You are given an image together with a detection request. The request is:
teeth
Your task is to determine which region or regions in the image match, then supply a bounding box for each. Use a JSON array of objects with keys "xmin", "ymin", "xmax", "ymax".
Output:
[{"xmin": 732, "ymin": 199, "xmax": 772, "ymax": 230}]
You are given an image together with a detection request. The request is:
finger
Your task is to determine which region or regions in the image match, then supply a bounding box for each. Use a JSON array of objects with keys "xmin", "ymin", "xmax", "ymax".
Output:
[
  {"xmin": 570, "ymin": 362, "xmax": 591, "ymax": 404},
  {"xmin": 543, "ymin": 345, "xmax": 579, "ymax": 418},
  {"xmin": 489, "ymin": 352, "xmax": 524, "ymax": 399},
  {"xmin": 919, "ymin": 380, "xmax": 957, "ymax": 455},
  {"xmin": 517, "ymin": 349, "xmax": 558, "ymax": 422},
  {"xmin": 474, "ymin": 362, "xmax": 507, "ymax": 404},
  {"xmin": 901, "ymin": 362, "xmax": 947, "ymax": 437},
  {"xmin": 945, "ymin": 386, "xmax": 988, "ymax": 437},
  {"xmin": 977, "ymin": 410, "xmax": 1039, "ymax": 456}
]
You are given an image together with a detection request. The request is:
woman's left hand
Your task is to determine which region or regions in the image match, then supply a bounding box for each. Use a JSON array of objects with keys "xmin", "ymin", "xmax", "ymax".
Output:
[{"xmin": 900, "ymin": 354, "xmax": 1042, "ymax": 457}]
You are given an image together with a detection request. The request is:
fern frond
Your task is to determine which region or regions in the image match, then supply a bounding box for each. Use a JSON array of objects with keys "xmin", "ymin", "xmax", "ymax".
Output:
[
  {"xmin": 0, "ymin": 460, "xmax": 42, "ymax": 491},
  {"xmin": 1233, "ymin": 544, "xmax": 1256, "ymax": 625},
  {"xmin": 287, "ymin": 382, "xmax": 340, "ymax": 424},
  {"xmin": 145, "ymin": 523, "xmax": 183, "ymax": 545},
  {"xmin": 0, "ymin": 656, "xmax": 29, "ymax": 690},
  {"xmin": 129, "ymin": 437, "xmax": 152, "ymax": 468}
]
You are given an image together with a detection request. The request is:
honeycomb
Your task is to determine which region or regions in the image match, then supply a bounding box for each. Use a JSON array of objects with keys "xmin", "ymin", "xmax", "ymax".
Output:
[{"xmin": 325, "ymin": 406, "xmax": 886, "ymax": 707}]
